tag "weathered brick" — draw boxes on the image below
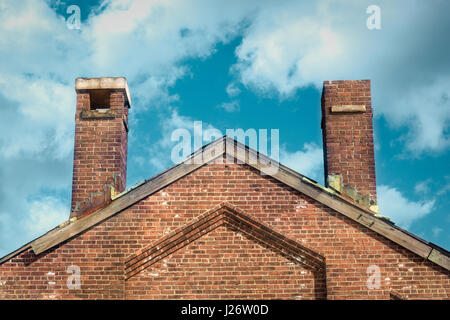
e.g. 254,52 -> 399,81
322,80 -> 377,206
70,83 -> 129,218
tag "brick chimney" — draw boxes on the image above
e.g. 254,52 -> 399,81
70,77 -> 131,218
321,80 -> 377,210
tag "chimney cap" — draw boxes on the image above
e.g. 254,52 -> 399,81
75,77 -> 131,107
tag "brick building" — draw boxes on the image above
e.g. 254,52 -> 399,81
0,77 -> 448,300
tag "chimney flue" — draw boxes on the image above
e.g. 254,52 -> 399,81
321,80 -> 377,211
70,77 -> 131,218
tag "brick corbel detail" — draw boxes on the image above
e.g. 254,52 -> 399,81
124,202 -> 326,281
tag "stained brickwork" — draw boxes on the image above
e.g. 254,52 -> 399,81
71,90 -> 129,218
321,80 -> 377,204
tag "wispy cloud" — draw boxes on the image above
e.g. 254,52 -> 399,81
25,197 -> 68,238
437,177 -> 450,196
226,82 -> 241,97
218,100 -> 240,112
414,179 -> 432,195
280,143 -> 323,182
378,185 -> 435,228
432,227 -> 443,238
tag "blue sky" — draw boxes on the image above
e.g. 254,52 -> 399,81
0,0 -> 449,257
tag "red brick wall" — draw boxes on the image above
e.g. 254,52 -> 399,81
321,80 -> 377,203
126,225 -> 319,299
70,90 -> 129,218
1,160 -> 448,299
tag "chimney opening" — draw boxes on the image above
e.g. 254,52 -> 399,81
89,89 -> 110,110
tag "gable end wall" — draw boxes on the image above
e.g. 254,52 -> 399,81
0,161 -> 448,299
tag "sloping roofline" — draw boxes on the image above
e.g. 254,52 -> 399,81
1,137 -> 449,270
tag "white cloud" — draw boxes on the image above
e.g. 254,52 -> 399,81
218,100 -> 240,112
280,143 -> 323,182
0,155 -> 71,255
432,227 -> 443,238
226,82 -> 241,97
437,182 -> 450,196
82,0 -> 256,107
414,179 -> 431,195
234,3 -> 346,96
25,197 -> 68,238
0,0 -> 256,163
0,0 -> 448,162
0,75 -> 75,160
0,195 -> 68,254
378,185 -> 435,228
232,0 -> 450,154
391,77 -> 450,153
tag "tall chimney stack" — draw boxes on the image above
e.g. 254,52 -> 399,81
321,80 -> 377,210
71,77 -> 131,218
